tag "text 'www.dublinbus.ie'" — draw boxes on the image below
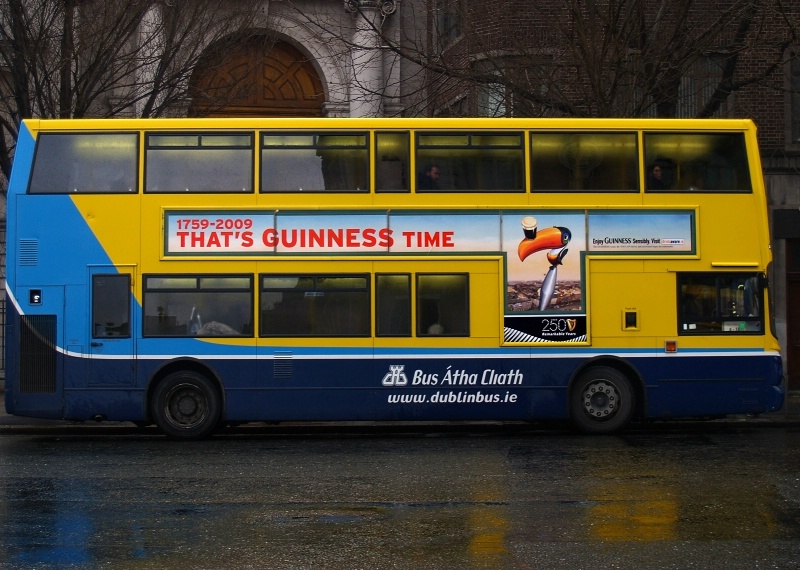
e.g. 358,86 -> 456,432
387,391 -> 519,404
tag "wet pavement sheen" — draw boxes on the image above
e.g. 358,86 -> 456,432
1,424 -> 800,569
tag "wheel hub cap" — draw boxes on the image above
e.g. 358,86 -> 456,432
582,380 -> 619,419
167,385 -> 207,427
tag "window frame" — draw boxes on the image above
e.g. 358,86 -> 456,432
143,274 -> 254,338
677,272 -> 764,336
259,131 -> 370,193
144,131 -> 254,194
529,131 -> 640,193
259,273 -> 371,337
92,274 -> 131,339
643,132 -> 753,193
414,131 -> 525,193
375,273 -> 412,337
416,272 -> 470,337
28,132 -> 139,194
375,131 -> 411,193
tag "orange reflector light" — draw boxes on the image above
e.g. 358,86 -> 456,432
665,340 -> 678,353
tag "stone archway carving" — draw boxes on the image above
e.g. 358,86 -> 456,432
189,37 -> 325,117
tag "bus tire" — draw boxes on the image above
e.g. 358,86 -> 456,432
151,371 -> 221,439
570,366 -> 634,434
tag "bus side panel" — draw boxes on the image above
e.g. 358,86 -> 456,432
61,378 -> 146,422
225,353 -> 568,422
224,358 -> 378,422
642,354 -> 784,418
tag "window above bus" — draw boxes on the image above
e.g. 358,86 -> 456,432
28,133 -> 138,194
145,133 -> 253,193
530,132 -> 639,192
260,132 -> 369,193
415,132 -> 524,192
644,132 -> 752,193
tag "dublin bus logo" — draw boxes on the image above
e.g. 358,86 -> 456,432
382,365 -> 408,386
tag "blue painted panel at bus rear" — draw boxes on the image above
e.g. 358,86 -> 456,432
3,306 -> 67,419
5,122 -> 37,291
14,194 -> 114,287
62,386 -> 146,422
641,353 -> 784,417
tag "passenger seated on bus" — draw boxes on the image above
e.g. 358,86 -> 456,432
647,164 -> 668,190
417,164 -> 440,190
427,323 -> 445,335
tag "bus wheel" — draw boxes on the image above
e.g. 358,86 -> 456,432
570,366 -> 634,434
151,371 -> 220,439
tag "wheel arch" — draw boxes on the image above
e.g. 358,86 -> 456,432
567,356 -> 647,420
145,358 -> 226,424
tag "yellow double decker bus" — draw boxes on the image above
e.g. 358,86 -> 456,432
4,117 -> 784,438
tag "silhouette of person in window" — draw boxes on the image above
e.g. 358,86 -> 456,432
648,164 -> 667,190
417,164 -> 440,190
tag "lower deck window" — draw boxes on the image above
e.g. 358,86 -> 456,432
144,275 -> 253,337
678,273 -> 763,334
417,274 -> 469,336
260,275 -> 370,336
376,274 -> 411,336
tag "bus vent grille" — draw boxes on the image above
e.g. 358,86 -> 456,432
274,352 -> 293,380
20,315 -> 57,393
19,239 -> 39,266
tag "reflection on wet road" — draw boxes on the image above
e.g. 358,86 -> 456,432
1,426 -> 800,569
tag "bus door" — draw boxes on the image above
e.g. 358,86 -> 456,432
88,266 -> 136,386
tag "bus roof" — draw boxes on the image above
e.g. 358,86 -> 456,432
21,116 -> 757,133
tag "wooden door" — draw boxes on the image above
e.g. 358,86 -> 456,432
189,38 -> 324,117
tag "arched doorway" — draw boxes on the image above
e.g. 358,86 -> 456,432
189,37 -> 325,117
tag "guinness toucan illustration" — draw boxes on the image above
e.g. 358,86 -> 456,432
517,216 -> 571,311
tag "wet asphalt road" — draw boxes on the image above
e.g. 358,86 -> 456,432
1,422 -> 799,569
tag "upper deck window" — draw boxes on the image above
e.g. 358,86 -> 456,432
145,133 -> 253,193
530,132 -> 638,192
261,133 -> 369,193
417,131 -> 525,192
29,133 -> 138,194
644,132 -> 752,192
415,132 -> 524,192
375,132 -> 410,193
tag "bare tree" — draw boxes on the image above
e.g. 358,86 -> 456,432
292,0 -> 799,119
0,0 -> 271,190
